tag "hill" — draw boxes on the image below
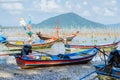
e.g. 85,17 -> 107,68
34,12 -> 105,28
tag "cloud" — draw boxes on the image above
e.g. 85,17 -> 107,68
65,0 -> 82,13
103,8 -> 115,16
83,1 -> 88,5
41,0 -> 60,12
0,1 -> 24,14
0,0 -> 21,3
65,1 -> 72,10
32,0 -> 89,14
92,6 -> 103,15
32,0 -> 63,13
82,10 -> 91,17
1,3 -> 23,10
92,0 -> 118,17
111,0 -> 117,4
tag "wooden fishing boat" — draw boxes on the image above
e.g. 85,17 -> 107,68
65,41 -> 120,49
36,31 -> 79,42
36,32 -> 63,42
94,49 -> 120,80
36,32 -> 53,40
5,38 -> 58,49
36,20 -> 79,42
14,47 -> 99,69
94,64 -> 120,80
64,31 -> 79,41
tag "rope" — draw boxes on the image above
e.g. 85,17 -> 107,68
80,48 -> 111,80
94,47 -> 108,57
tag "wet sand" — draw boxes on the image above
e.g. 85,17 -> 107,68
0,54 -> 105,80
0,62 -> 99,80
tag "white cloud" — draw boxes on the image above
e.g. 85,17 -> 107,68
92,6 -> 103,15
9,10 -> 22,15
33,0 -> 63,13
0,0 -> 21,3
1,3 -> 23,10
93,6 -> 117,16
103,8 -> 115,16
82,10 -> 91,17
83,1 -> 88,5
65,1 -> 82,13
65,1 -> 72,10
92,0 -> 118,17
111,0 -> 117,4
41,0 -> 60,11
0,2 -> 24,14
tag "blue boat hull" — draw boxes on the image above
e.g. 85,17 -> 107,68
94,64 -> 120,79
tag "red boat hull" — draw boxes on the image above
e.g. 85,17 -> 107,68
65,41 -> 120,49
15,53 -> 96,69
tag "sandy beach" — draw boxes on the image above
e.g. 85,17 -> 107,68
0,53 -> 106,80
0,61 -> 99,80
0,28 -> 120,80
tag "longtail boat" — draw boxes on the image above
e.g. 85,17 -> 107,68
64,31 -> 79,41
94,64 -> 120,80
5,38 -> 58,49
65,41 -> 120,49
36,31 -> 79,41
94,49 -> 120,80
14,45 -> 99,69
36,32 -> 53,40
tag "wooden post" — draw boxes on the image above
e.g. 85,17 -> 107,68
55,21 -> 60,38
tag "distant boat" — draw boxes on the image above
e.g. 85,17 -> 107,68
65,41 -> 120,49
63,31 -> 79,41
36,32 -> 52,40
36,31 -> 79,41
5,38 -> 58,49
36,21 -> 79,41
14,47 -> 99,69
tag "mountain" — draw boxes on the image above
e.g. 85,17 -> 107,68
34,12 -> 105,28
106,23 -> 120,28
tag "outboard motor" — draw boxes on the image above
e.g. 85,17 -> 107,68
107,50 -> 120,67
21,44 -> 32,56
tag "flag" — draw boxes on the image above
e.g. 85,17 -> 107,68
28,19 -> 32,24
20,18 -> 26,26
20,18 -> 27,30
27,24 -> 31,31
27,16 -> 32,31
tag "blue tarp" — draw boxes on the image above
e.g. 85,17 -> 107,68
0,35 -> 7,43
33,39 -> 45,44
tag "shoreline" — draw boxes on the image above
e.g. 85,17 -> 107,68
0,61 -> 100,80
0,54 -> 104,80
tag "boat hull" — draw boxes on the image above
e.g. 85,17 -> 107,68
65,35 -> 76,41
94,64 -> 120,80
16,58 -> 92,69
15,48 -> 99,69
65,41 -> 120,52
5,39 -> 58,49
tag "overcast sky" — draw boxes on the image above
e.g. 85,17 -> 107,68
0,0 -> 120,26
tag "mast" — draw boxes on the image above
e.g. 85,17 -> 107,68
55,21 -> 60,38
